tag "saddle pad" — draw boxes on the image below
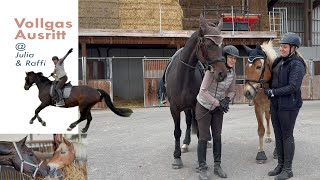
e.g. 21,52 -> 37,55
50,83 -> 73,99
164,48 -> 184,88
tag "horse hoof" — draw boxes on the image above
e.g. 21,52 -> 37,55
67,128 -> 72,131
41,122 -> 46,126
29,120 -> 34,124
207,142 -> 212,148
265,137 -> 272,143
81,129 -> 88,134
172,158 -> 183,169
181,144 -> 188,153
256,151 -> 267,163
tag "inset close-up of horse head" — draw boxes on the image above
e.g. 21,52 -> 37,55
0,134 -> 87,180
2,0 -> 320,180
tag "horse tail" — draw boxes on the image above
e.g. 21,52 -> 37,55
97,89 -> 133,117
191,110 -> 198,135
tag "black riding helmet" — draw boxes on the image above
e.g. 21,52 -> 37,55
223,45 -> 240,58
52,56 -> 59,61
279,32 -> 301,48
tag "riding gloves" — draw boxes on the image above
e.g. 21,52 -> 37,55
264,89 -> 275,99
219,97 -> 230,113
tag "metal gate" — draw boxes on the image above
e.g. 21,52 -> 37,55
79,57 -> 113,109
142,59 -> 170,107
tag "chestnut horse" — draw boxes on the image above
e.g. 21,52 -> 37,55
0,136 -> 49,177
165,15 -> 227,168
48,138 -> 87,173
243,41 -> 278,163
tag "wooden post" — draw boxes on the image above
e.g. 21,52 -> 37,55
304,0 -> 311,46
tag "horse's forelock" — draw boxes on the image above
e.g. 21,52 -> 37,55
261,41 -> 277,65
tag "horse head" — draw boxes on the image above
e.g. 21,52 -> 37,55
48,137 -> 75,173
24,71 -> 50,90
197,14 -> 227,82
243,41 -> 277,100
0,136 -> 50,177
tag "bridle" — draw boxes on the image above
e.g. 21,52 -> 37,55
245,52 -> 271,93
12,142 -> 44,179
180,34 -> 225,71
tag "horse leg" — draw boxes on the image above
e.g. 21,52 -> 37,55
170,106 -> 183,169
255,107 -> 267,163
67,107 -> 88,131
181,109 -> 192,153
265,110 -> 272,143
30,103 -> 48,126
81,111 -> 92,133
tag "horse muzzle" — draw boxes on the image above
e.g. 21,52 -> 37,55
244,84 -> 257,100
24,85 -> 30,90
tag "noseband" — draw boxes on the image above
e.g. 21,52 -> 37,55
245,53 -> 271,93
180,35 -> 225,70
13,142 -> 44,179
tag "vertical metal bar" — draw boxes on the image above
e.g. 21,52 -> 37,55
232,6 -> 235,36
109,58 -> 113,102
159,4 -> 162,36
273,7 -> 276,32
142,59 -> 146,108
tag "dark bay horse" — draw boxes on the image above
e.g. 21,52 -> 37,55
0,136 -> 49,177
24,71 -> 133,133
243,41 -> 278,163
165,15 -> 228,168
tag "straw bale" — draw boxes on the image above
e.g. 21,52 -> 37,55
40,162 -> 87,180
120,0 -> 178,3
119,2 -> 183,30
79,0 -> 120,29
80,18 -> 119,29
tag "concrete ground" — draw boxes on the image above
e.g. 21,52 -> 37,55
85,100 -> 320,180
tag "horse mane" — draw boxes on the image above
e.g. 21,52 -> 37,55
261,41 -> 278,65
37,72 -> 52,84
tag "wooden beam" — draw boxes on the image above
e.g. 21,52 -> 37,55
79,36 -> 272,46
268,0 -> 280,11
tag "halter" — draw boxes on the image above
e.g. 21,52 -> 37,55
180,34 -> 225,70
245,52 -> 271,93
13,142 -> 44,179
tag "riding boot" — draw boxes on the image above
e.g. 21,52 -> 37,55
213,142 -> 227,178
268,140 -> 284,176
198,140 -> 209,180
275,137 -> 294,180
55,89 -> 65,106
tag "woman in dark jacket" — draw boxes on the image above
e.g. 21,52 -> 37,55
264,32 -> 306,180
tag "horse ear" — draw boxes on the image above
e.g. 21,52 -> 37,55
242,44 -> 253,55
199,14 -> 207,37
18,136 -> 28,145
216,18 -> 223,31
256,43 -> 262,51
63,138 -> 72,147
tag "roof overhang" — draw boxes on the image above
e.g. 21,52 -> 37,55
79,29 -> 277,46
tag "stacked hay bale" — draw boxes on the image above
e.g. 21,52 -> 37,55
119,0 -> 183,30
249,0 -> 269,31
79,0 -> 120,29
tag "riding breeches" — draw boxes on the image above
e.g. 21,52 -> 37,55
271,105 -> 299,142
55,76 -> 68,90
196,102 -> 224,142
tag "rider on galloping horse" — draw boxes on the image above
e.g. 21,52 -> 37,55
51,48 -> 73,106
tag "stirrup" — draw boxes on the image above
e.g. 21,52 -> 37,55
55,100 -> 65,107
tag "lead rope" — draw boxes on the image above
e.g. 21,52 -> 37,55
195,79 -> 220,121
